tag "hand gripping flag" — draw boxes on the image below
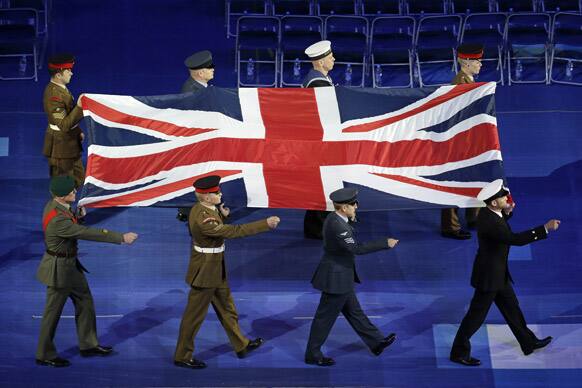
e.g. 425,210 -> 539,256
79,82 -> 504,211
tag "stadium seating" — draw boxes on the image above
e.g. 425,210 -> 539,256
550,12 -> 582,84
236,16 -> 280,86
0,7 -> 39,81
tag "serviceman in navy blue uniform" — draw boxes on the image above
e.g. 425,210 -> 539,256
177,50 -> 216,223
304,188 -> 399,366
181,50 -> 215,93
302,41 -> 335,239
450,179 -> 560,366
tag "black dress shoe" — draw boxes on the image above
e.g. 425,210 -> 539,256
442,230 -> 472,240
174,358 -> 207,369
524,336 -> 553,355
305,356 -> 335,366
80,345 -> 113,357
372,333 -> 397,356
36,357 -> 71,367
450,356 -> 481,366
236,337 -> 264,359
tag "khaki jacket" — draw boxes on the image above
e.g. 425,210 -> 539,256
186,203 -> 270,288
37,200 -> 123,288
452,70 -> 474,85
42,82 -> 84,159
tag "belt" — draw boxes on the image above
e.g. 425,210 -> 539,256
193,244 -> 225,254
49,124 -> 61,131
46,249 -> 77,258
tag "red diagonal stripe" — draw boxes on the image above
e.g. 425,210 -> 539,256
342,82 -> 486,133
82,96 -> 217,137
87,122 -> 499,186
373,174 -> 483,197
86,170 -> 241,207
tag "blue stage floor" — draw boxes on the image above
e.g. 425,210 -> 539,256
1,1 -> 582,387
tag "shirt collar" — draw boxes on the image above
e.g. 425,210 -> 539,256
50,80 -> 67,90
335,211 -> 349,223
488,207 -> 503,218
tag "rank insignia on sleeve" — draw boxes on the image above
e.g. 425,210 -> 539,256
52,111 -> 65,119
50,96 -> 62,102
202,217 -> 219,224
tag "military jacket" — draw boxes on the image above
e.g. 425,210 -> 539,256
311,212 -> 389,294
42,82 -> 84,159
471,208 -> 547,291
302,69 -> 333,88
181,78 -> 206,93
452,70 -> 474,85
37,199 -> 123,288
186,203 -> 270,288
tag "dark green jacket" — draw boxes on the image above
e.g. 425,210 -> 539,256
37,199 -> 123,288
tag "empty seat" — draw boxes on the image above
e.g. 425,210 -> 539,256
236,16 -> 280,87
226,0 -> 270,38
550,12 -> 582,85
494,0 -> 538,12
280,15 -> 324,86
0,7 -> 39,81
451,0 -> 492,14
272,0 -> 313,16
416,15 -> 463,86
316,0 -> 358,16
324,15 -> 369,86
541,0 -> 581,12
361,0 -> 402,16
405,0 -> 448,15
461,13 -> 507,83
506,13 -> 551,84
370,16 -> 416,87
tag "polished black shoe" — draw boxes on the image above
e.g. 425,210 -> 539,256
236,337 -> 264,359
36,357 -> 71,367
174,358 -> 207,369
372,333 -> 397,356
80,345 -> 113,357
305,356 -> 335,366
524,336 -> 553,355
450,356 -> 481,366
442,230 -> 472,240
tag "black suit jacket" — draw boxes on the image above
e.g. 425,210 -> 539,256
311,213 -> 389,294
471,208 -> 547,291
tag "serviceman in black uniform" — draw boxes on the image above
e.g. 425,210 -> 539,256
441,43 -> 484,240
174,175 -> 281,369
302,40 -> 335,239
450,179 -> 560,366
42,54 -> 85,188
304,188 -> 399,366
36,176 -> 138,367
177,50 -> 216,223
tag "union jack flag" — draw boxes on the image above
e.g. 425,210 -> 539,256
78,82 -> 504,210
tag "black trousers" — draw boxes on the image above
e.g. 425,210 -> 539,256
450,283 -> 537,359
305,290 -> 384,360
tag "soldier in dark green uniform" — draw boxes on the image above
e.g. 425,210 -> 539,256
441,43 -> 484,240
174,175 -> 281,369
42,54 -> 86,188
35,176 -> 139,367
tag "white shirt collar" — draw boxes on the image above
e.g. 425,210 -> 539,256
335,211 -> 348,223
488,207 -> 503,218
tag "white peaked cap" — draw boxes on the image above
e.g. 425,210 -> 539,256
477,179 -> 510,202
305,40 -> 332,60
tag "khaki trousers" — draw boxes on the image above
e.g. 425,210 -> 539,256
174,286 -> 249,362
441,207 -> 480,232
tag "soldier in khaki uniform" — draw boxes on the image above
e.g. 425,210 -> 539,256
174,175 -> 281,369
35,176 -> 138,367
441,43 -> 484,240
42,54 -> 85,188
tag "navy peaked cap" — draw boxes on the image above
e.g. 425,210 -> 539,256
329,188 -> 358,204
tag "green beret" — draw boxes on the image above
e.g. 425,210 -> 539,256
50,176 -> 75,196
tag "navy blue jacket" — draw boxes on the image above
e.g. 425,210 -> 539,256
471,208 -> 547,291
181,77 -> 207,93
311,212 -> 389,294
302,69 -> 333,88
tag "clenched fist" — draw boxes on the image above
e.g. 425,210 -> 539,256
123,232 -> 138,244
267,216 -> 280,229
544,219 -> 561,232
387,238 -> 399,248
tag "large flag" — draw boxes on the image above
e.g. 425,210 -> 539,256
78,83 -> 503,211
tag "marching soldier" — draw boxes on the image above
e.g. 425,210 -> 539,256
35,176 -> 138,367
450,179 -> 559,366
441,43 -> 485,240
174,175 -> 281,369
304,188 -> 399,366
302,40 -> 335,239
42,54 -> 85,188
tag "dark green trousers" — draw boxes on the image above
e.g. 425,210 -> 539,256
35,284 -> 99,360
